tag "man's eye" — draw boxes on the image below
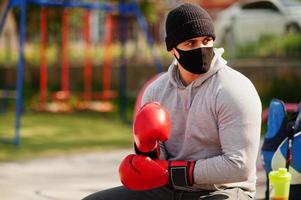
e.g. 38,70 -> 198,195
202,40 -> 209,45
186,41 -> 197,47
202,38 -> 212,45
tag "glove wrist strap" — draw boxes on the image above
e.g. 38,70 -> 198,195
168,160 -> 196,187
134,143 -> 160,159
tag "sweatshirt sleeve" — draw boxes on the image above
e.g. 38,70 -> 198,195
193,79 -> 262,184
141,85 -> 154,106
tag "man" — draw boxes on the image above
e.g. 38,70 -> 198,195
83,3 -> 262,200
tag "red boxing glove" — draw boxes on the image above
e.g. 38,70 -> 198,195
133,102 -> 170,156
119,154 -> 196,191
119,154 -> 168,190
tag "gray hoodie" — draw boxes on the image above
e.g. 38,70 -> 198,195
141,48 -> 262,197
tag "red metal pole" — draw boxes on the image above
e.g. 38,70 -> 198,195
61,8 -> 69,94
102,14 -> 113,101
83,10 -> 92,102
40,7 -> 47,106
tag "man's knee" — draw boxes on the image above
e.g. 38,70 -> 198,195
199,188 -> 252,200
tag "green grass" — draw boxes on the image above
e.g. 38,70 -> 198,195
0,111 -> 132,162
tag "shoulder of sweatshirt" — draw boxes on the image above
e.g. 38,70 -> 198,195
143,72 -> 169,95
141,72 -> 169,104
214,65 -> 262,113
215,65 -> 259,94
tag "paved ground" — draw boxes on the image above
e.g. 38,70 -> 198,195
0,149 -> 267,200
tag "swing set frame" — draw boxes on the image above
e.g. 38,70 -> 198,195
0,0 -> 163,145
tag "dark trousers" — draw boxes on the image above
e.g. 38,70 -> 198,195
82,186 -> 253,200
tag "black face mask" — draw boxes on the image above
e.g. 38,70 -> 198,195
175,47 -> 214,74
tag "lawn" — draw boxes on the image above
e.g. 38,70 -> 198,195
0,111 -> 133,162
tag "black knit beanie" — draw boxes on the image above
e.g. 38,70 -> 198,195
165,3 -> 216,51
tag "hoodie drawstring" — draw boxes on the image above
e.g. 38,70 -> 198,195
186,84 -> 193,109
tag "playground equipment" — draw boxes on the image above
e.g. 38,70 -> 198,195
76,11 -> 117,112
35,7 -> 117,113
0,0 -> 163,145
34,7 -> 73,113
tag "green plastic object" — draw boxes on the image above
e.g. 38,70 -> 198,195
269,168 -> 292,199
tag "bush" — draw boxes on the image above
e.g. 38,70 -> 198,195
236,34 -> 301,58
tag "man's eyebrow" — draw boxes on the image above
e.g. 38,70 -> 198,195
203,37 -> 211,40
186,37 -> 211,42
186,39 -> 198,43
206,36 -> 214,40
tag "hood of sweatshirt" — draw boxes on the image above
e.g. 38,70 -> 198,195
168,48 -> 227,89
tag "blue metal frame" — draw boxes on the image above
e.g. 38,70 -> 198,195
0,0 -> 163,145
0,0 -> 26,146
